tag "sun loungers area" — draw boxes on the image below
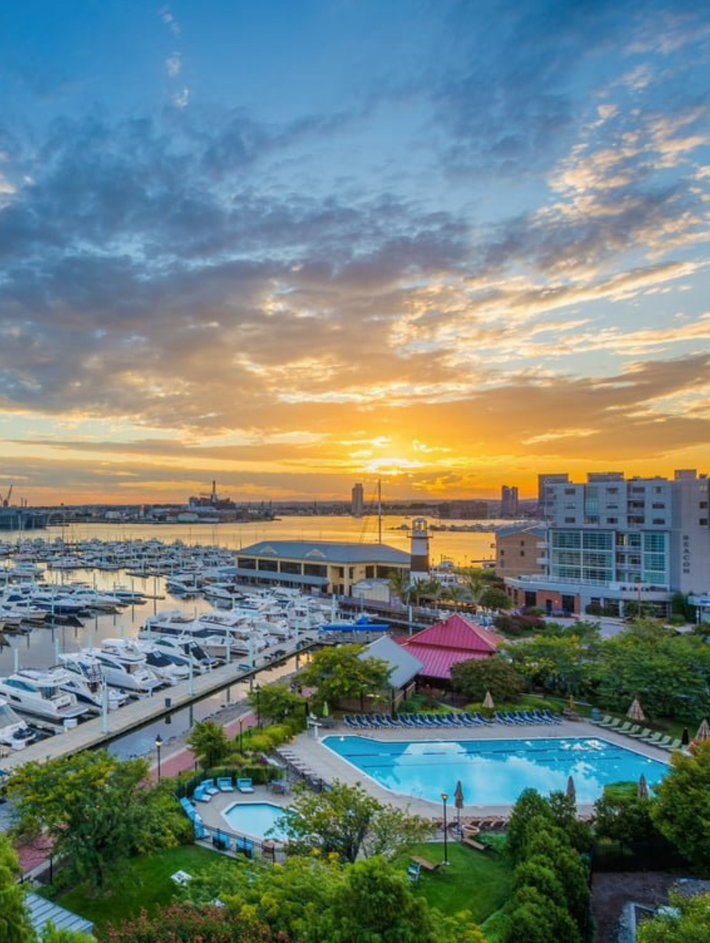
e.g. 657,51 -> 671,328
342,708 -> 563,730
590,715 -> 683,751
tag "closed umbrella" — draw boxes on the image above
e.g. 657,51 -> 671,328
627,698 -> 645,723
566,775 -> 576,803
693,718 -> 710,744
454,780 -> 465,834
637,774 -> 649,800
483,690 -> 495,710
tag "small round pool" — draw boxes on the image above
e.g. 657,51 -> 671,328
222,801 -> 290,840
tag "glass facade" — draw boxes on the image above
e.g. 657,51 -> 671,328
549,528 -> 668,587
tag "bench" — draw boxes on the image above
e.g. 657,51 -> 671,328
462,836 -> 489,852
411,855 -> 441,872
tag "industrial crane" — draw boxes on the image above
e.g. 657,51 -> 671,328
1,485 -> 13,507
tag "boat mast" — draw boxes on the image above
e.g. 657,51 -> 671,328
377,479 -> 382,544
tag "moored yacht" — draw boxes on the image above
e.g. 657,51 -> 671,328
0,697 -> 35,750
58,652 -> 129,711
89,642 -> 164,695
0,668 -> 90,721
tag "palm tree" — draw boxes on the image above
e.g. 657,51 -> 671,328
411,577 -> 443,607
466,568 -> 487,605
388,569 -> 411,605
441,584 -> 468,609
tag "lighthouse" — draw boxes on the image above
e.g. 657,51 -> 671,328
409,517 -> 431,581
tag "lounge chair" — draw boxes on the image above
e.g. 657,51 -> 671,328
194,822 -> 208,840
629,727 -> 652,740
473,711 -> 494,726
593,714 -> 613,726
662,738 -> 683,751
193,785 -> 211,802
212,831 -> 231,851
235,836 -> 254,858
448,713 -> 466,727
398,714 -> 415,727
600,717 -> 621,729
542,710 -> 562,724
201,779 -> 220,795
618,721 -> 633,734
653,735 -> 673,748
407,861 -> 421,883
641,731 -> 664,745
237,778 -> 254,793
343,714 -> 357,729
625,725 -> 642,737
494,711 -> 514,725
217,776 -> 234,791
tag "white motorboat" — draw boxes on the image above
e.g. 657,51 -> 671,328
144,635 -> 217,674
58,652 -> 129,711
0,697 -> 35,750
90,641 -> 164,695
0,668 -> 90,721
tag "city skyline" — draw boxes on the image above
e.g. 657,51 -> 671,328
1,1 -> 709,504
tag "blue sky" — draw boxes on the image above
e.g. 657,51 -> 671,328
1,0 -> 709,503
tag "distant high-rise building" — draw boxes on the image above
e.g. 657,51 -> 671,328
537,473 -> 570,520
351,483 -> 364,517
501,485 -> 519,518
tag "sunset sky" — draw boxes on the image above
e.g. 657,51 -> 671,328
1,0 -> 709,505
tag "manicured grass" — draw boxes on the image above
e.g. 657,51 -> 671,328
403,840 -> 514,924
56,845 -> 224,931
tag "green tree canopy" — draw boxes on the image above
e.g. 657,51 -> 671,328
504,635 -> 592,695
247,681 -> 304,726
277,780 -> 427,863
450,655 -> 524,703
102,900 -> 284,943
637,890 -> 710,943
298,644 -> 392,710
479,586 -> 512,610
651,740 -> 710,871
0,832 -> 33,943
186,720 -> 231,767
6,751 -> 184,889
594,792 -> 660,846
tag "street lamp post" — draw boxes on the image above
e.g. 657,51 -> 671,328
441,792 -> 449,866
155,734 -> 163,782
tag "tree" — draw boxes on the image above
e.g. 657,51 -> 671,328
410,578 -> 442,606
637,890 -> 710,943
506,789 -> 553,862
388,569 -> 411,605
322,855 -> 484,943
6,751 -> 183,889
505,635 -> 591,695
503,886 -> 581,943
479,586 -> 512,610
0,833 -> 33,943
298,645 -> 392,711
41,925 -> 95,943
594,793 -> 660,846
187,720 -> 231,768
103,901 -> 283,943
248,681 -> 303,726
450,655 -> 524,705
277,780 -> 426,863
651,740 -> 710,870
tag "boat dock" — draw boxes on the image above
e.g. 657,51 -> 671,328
0,633 -> 319,773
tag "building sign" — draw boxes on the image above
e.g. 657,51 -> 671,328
682,534 -> 691,576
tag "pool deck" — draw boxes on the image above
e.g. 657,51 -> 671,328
274,718 -> 673,818
193,784 -> 292,839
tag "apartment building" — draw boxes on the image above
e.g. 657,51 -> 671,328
506,469 -> 710,616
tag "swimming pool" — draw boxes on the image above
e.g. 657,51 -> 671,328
322,736 -> 669,805
221,802 -> 290,840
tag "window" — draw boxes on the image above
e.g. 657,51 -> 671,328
565,517 -> 575,523
520,550 -> 525,557
606,517 -> 618,524
652,503 -> 665,509
701,519 -> 709,526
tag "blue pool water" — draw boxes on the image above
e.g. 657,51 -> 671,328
322,736 -> 669,804
222,802 -> 290,839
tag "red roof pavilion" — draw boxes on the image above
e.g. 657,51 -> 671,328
398,613 -> 503,682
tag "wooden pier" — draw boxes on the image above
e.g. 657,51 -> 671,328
0,634 -> 319,773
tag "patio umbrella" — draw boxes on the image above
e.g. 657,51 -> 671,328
483,690 -> 495,710
321,700 -> 329,718
693,718 -> 710,743
637,774 -> 649,800
566,775 -> 576,803
626,698 -> 645,723
681,727 -> 690,746
454,780 -> 465,833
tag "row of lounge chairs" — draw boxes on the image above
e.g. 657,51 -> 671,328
193,777 -> 254,802
343,708 -> 562,730
179,797 -> 208,839
591,716 -> 683,751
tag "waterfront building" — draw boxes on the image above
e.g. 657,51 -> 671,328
495,524 -> 546,579
537,473 -> 570,519
234,540 -> 410,595
500,485 -> 519,518
506,469 -> 710,617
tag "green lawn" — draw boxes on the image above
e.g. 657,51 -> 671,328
404,840 -> 514,925
56,845 -> 225,931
